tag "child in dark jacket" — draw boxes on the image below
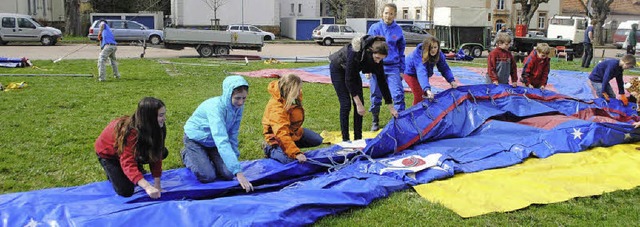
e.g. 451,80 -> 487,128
521,43 -> 552,89
487,33 -> 517,87
588,54 -> 637,106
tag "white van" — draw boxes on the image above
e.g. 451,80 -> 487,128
613,20 -> 640,49
0,13 -> 62,45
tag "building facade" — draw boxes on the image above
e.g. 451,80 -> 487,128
0,0 -> 65,22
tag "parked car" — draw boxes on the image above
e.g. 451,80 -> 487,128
87,19 -> 164,45
526,31 -> 545,37
399,24 -> 432,44
312,24 -> 362,46
227,24 -> 275,41
0,13 -> 62,45
613,20 -> 640,49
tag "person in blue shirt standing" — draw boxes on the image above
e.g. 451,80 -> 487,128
367,3 -> 406,131
581,20 -> 595,68
181,75 -> 254,192
588,54 -> 636,105
96,19 -> 120,82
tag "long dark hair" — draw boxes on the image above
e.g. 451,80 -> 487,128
114,97 -> 166,162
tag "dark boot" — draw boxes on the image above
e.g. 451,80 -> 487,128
371,112 -> 380,131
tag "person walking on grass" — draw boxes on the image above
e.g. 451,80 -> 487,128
626,23 -> 637,56
403,36 -> 458,105
95,97 -> 168,198
262,74 -> 324,163
329,35 -> 398,142
487,33 -> 517,87
181,75 -> 254,192
97,19 -> 120,82
589,54 -> 636,106
521,43 -> 552,90
367,3 -> 406,131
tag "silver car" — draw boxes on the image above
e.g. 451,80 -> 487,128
399,24 -> 432,44
312,24 -> 363,46
227,24 -> 276,41
88,19 -> 164,45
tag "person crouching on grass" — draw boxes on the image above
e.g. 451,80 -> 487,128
589,54 -> 636,106
95,97 -> 168,198
262,74 -> 324,164
181,75 -> 253,192
520,43 -> 552,90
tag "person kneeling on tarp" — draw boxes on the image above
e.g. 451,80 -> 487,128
181,76 -> 254,192
95,97 -> 168,198
262,74 -> 324,164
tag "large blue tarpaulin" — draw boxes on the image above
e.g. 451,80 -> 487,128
1,84 -> 639,226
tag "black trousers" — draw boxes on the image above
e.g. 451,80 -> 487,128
330,62 -> 363,142
97,147 -> 168,197
581,43 -> 593,67
627,44 -> 636,55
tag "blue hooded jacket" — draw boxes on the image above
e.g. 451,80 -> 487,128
405,43 -> 455,91
183,75 -> 249,175
367,19 -> 406,73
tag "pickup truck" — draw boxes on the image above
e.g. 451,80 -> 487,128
163,28 -> 263,57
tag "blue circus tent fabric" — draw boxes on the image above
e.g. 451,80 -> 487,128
0,57 -> 31,68
1,84 -> 639,226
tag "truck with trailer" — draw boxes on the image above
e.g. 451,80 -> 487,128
432,7 -> 492,58
511,15 -> 589,60
162,28 -> 264,57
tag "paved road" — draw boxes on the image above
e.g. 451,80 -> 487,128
0,43 -> 623,61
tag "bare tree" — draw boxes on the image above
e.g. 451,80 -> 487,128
513,0 -> 549,28
579,0 -> 614,45
201,0 -> 229,29
64,0 -> 82,36
324,0 -> 349,23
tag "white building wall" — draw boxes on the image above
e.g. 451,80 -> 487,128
433,0 -> 486,8
0,0 -> 65,22
280,0 -> 321,18
392,0 -> 428,21
172,0 -> 279,27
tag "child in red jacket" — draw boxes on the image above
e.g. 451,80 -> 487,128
521,43 -> 552,89
487,33 -> 517,87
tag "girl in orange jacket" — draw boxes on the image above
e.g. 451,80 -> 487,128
262,74 -> 323,164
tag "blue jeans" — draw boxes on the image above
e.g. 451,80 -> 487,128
369,72 -> 405,114
181,135 -> 234,183
264,128 -> 323,164
590,80 -> 615,99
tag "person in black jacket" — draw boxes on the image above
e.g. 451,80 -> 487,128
329,35 -> 399,142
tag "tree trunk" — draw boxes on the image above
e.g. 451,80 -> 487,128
64,0 -> 82,36
580,0 -> 614,46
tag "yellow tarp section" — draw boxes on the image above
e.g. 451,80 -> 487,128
414,143 -> 640,218
320,130 -> 381,144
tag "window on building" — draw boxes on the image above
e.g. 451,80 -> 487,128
415,8 -> 421,20
497,0 -> 505,10
516,11 -> 523,24
290,4 -> 295,14
298,4 -> 302,14
538,12 -> 547,29
402,7 -> 409,19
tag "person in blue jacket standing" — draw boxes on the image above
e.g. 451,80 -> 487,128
181,75 -> 254,192
96,19 -> 120,82
367,3 -> 406,131
404,36 -> 458,105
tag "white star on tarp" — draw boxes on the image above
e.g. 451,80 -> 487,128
571,128 -> 583,139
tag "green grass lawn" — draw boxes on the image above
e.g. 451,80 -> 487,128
1,57 -> 639,225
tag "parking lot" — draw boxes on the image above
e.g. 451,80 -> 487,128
0,42 -> 625,61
